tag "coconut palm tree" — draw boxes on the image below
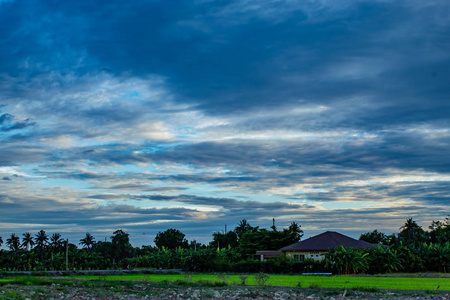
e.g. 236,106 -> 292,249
80,233 -> 96,253
234,219 -> 254,240
22,232 -> 35,251
35,230 -> 49,261
399,218 -> 425,244
6,233 -> 21,251
0,236 -> 3,247
50,233 -> 63,253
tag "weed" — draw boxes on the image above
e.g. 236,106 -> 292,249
98,275 -> 107,281
174,279 -> 190,286
183,273 -> 193,282
254,272 -> 270,286
33,287 -> 47,294
217,274 -> 229,284
0,291 -> 25,300
309,282 -> 320,289
296,282 -> 302,288
239,275 -> 248,285
11,276 -> 52,286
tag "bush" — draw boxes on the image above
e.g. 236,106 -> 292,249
239,275 -> 248,285
231,259 -> 262,273
183,249 -> 217,272
254,272 -> 270,286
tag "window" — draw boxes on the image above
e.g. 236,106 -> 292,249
293,254 -> 305,262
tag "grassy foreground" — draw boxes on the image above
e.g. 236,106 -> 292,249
1,273 -> 448,291
68,273 -> 450,291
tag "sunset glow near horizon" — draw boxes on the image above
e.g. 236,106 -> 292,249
0,0 -> 449,247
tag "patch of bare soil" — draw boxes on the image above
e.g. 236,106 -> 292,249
0,283 -> 448,300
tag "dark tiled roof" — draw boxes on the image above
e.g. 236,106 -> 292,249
279,231 -> 377,251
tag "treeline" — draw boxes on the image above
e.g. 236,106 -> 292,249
0,217 -> 449,274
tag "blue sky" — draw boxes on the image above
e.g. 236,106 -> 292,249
0,0 -> 449,247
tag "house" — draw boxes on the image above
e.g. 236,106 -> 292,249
279,231 -> 378,262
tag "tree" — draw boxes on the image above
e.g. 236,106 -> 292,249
111,230 -> 133,265
283,222 -> 304,243
22,232 -> 35,251
326,246 -> 369,275
210,231 -> 238,249
50,233 -> 64,252
359,230 -> 388,245
424,242 -> 450,273
0,236 -> 3,247
237,221 -> 303,258
428,216 -> 450,244
154,229 -> 188,250
80,233 -> 96,253
367,245 -> 402,273
6,233 -> 21,251
399,218 -> 425,245
35,230 -> 49,262
234,219 -> 254,240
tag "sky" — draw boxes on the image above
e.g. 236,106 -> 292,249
0,0 -> 449,247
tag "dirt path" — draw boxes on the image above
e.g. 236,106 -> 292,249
1,283 -> 448,299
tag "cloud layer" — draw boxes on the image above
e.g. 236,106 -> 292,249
0,0 -> 449,246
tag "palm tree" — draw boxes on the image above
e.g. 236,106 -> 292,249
22,232 -> 35,251
80,233 -> 96,253
50,233 -> 63,252
234,219 -> 253,240
35,230 -> 49,262
0,236 -> 3,247
399,218 -> 424,244
6,233 -> 21,251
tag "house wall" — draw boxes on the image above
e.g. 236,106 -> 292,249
284,250 -> 328,261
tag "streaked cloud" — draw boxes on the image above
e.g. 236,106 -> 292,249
0,0 -> 449,246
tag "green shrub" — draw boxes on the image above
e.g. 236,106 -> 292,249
254,272 -> 270,286
239,275 -> 248,285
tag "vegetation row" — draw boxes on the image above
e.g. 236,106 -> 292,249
0,216 -> 449,274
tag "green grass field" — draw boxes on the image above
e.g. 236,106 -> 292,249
69,273 -> 449,291
1,273 -> 448,291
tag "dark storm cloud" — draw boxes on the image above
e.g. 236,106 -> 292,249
1,1 -> 448,120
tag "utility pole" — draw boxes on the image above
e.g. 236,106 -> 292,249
65,239 -> 69,271
225,224 -> 227,234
